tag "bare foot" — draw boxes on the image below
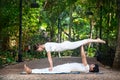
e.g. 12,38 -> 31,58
24,64 -> 32,74
97,38 -> 106,43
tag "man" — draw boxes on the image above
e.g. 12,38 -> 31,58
33,38 -> 105,71
24,46 -> 99,74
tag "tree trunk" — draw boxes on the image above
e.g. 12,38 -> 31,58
69,4 -> 73,41
113,0 -> 120,70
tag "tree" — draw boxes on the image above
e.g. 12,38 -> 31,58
113,0 -> 120,70
0,0 -> 19,50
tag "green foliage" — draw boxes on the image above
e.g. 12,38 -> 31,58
61,50 -> 73,56
87,47 -> 96,57
0,51 -> 16,65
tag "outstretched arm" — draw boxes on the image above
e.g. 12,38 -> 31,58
80,46 -> 88,66
47,51 -> 53,71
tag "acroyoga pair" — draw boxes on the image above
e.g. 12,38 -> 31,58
24,38 -> 105,74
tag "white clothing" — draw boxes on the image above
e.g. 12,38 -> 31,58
32,63 -> 89,74
44,39 -> 88,52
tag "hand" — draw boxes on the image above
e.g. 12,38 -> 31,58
49,67 -> 53,71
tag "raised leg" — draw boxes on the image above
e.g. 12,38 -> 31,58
80,46 -> 88,66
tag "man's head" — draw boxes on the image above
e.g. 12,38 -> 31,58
89,64 -> 99,72
33,43 -> 44,52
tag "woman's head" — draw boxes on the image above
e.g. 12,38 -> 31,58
33,43 -> 44,52
89,64 -> 99,72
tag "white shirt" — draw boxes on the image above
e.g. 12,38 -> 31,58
45,42 -> 65,52
44,41 -> 73,52
53,63 -> 90,73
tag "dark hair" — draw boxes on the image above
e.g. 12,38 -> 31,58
90,64 -> 99,72
33,43 -> 40,51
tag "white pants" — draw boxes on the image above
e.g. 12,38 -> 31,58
32,63 -> 71,74
60,39 -> 88,51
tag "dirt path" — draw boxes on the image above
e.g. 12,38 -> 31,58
0,57 -> 120,80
